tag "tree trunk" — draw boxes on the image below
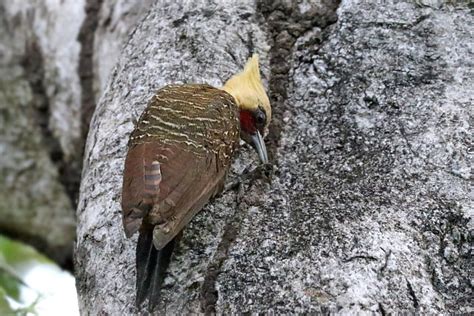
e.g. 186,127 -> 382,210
0,0 -> 150,265
0,0 -> 83,265
76,0 -> 471,314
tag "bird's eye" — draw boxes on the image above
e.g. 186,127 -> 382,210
255,109 -> 266,127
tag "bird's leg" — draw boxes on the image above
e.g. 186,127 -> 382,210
241,162 -> 273,184
253,162 -> 274,182
224,162 -> 273,193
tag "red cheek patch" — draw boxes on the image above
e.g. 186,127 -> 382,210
240,110 -> 256,134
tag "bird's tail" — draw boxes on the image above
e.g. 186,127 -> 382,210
135,223 -> 176,312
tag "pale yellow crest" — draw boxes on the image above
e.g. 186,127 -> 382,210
222,54 -> 271,127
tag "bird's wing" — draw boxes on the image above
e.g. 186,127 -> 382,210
121,140 -> 223,240
121,84 -> 239,242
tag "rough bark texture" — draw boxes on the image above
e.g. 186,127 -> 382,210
76,1 -> 269,314
80,0 -> 154,140
76,0 -> 472,314
0,0 -> 84,264
0,0 -> 148,265
92,0 -> 155,103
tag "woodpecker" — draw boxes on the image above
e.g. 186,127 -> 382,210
121,54 -> 271,311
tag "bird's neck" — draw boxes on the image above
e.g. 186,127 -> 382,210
221,84 -> 242,107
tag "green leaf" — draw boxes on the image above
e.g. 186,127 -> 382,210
0,269 -> 21,301
0,235 -> 78,316
0,236 -> 50,267
0,286 -> 15,315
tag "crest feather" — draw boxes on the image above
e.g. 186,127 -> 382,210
242,54 -> 261,84
222,54 -> 271,127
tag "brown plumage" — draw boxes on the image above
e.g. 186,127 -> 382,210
122,84 -> 239,309
122,84 -> 239,242
121,55 -> 271,312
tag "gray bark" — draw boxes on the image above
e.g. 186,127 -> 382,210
76,1 -> 269,314
0,0 -> 83,263
92,0 -> 155,102
76,0 -> 472,314
0,0 -> 148,264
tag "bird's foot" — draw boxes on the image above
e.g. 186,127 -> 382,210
224,162 -> 274,193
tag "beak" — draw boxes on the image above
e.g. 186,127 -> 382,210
250,131 -> 268,164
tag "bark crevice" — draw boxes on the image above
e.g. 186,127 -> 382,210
75,1 -> 473,313
21,39 -> 80,211
198,2 -> 342,311
199,178 -> 263,314
78,0 -> 104,143
199,196 -> 241,314
256,0 -> 341,162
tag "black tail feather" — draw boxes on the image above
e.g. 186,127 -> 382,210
135,224 -> 177,312
147,237 -> 175,311
135,224 -> 157,307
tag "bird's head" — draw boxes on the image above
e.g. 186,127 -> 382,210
222,54 -> 271,164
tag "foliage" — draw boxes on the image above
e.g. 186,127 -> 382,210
0,235 -> 50,315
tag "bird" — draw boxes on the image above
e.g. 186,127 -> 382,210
121,54 -> 271,311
